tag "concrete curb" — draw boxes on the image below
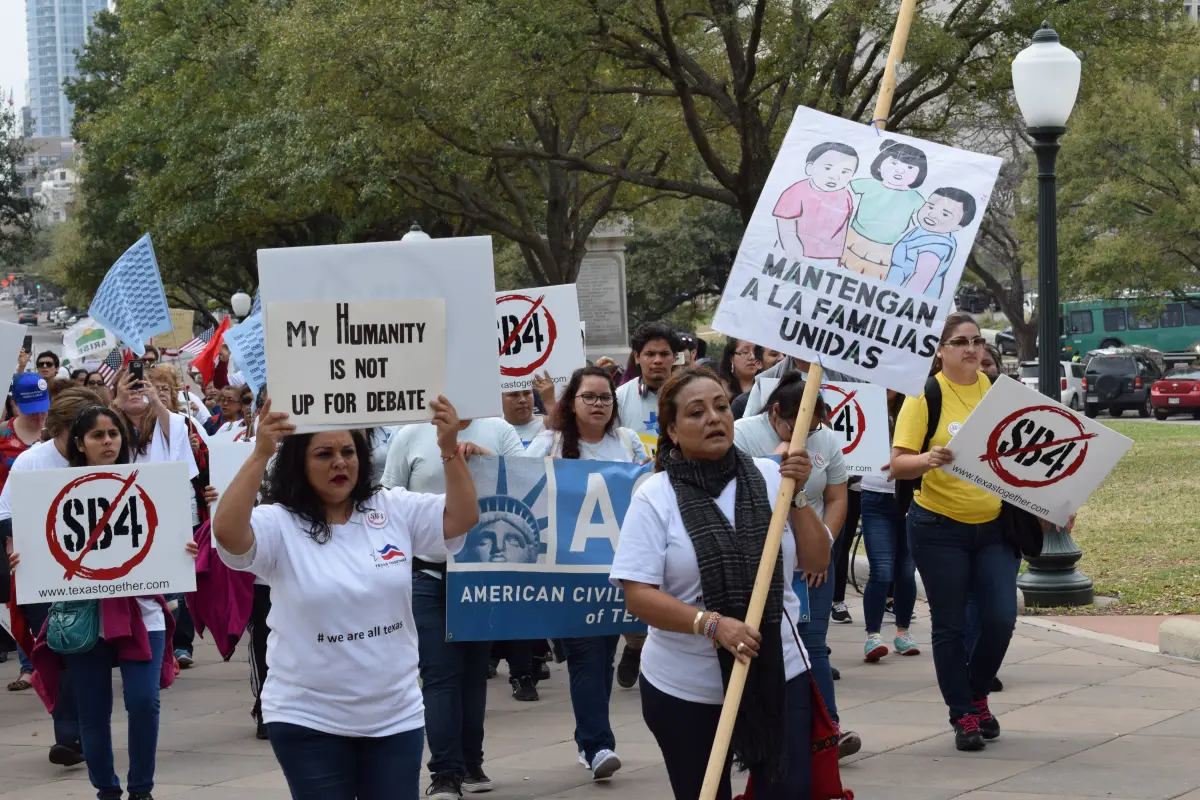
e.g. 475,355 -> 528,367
1159,618 -> 1200,661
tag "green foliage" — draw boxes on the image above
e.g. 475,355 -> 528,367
0,105 -> 36,268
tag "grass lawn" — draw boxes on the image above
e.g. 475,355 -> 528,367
1067,420 -> 1200,614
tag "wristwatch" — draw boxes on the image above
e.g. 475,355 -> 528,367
791,490 -> 809,509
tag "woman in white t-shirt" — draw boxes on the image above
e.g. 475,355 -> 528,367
212,395 -> 480,800
524,366 -> 647,781
610,366 -> 831,800
210,385 -> 254,442
732,371 -> 855,758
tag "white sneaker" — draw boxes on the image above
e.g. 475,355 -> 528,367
590,749 -> 622,781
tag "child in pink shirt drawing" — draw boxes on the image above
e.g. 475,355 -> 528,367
773,142 -> 859,261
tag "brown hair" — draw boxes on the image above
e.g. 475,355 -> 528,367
148,364 -> 181,412
43,386 -> 108,441
929,311 -> 979,376
653,364 -> 726,472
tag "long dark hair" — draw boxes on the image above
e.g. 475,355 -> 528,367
718,338 -> 755,397
261,429 -> 378,544
653,365 -> 726,472
552,366 -> 621,460
762,371 -> 828,430
929,311 -> 978,375
66,406 -> 132,467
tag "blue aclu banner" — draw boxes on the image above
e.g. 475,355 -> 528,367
87,234 -> 173,357
446,456 -> 653,641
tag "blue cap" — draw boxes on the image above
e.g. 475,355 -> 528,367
12,373 -> 50,414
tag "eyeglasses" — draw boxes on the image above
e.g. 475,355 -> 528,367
733,349 -> 756,358
37,361 -> 55,369
578,392 -> 614,406
86,379 -> 105,386
944,336 -> 987,349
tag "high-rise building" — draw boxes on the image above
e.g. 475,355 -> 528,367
25,0 -> 109,137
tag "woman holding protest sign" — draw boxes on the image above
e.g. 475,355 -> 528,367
891,312 -> 1014,752
11,405 -> 202,800
212,395 -> 481,800
524,365 -> 647,781
732,372 -> 859,758
612,365 -> 832,800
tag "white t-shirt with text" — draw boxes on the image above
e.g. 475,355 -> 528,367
524,427 -> 647,462
217,487 -> 458,737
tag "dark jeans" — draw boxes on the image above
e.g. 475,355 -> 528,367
268,721 -> 424,800
562,635 -> 619,762
860,491 -> 917,633
832,488 -> 861,603
493,639 -> 535,678
907,503 -> 1018,720
65,630 -> 166,799
413,573 -> 489,780
166,594 -> 195,656
21,603 -> 80,747
794,565 -> 838,724
966,556 -> 1023,655
641,674 -> 811,800
250,584 -> 271,721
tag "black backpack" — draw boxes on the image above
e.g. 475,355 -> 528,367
895,375 -> 941,515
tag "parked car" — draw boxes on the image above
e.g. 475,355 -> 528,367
1150,365 -> 1200,420
1082,347 -> 1166,418
1018,361 -> 1085,410
17,307 -> 37,325
995,327 -> 1017,356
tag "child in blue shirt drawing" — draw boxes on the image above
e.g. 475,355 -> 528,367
886,187 -> 976,299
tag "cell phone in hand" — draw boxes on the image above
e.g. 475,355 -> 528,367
129,359 -> 145,386
21,335 -> 32,354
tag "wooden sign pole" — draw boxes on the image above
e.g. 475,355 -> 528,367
698,2 -> 917,796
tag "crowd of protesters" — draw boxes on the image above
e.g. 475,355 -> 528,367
0,310 -> 1040,800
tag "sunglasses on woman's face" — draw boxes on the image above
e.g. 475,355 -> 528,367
944,336 -> 987,349
87,379 -> 105,386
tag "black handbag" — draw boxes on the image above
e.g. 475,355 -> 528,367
999,502 -> 1043,558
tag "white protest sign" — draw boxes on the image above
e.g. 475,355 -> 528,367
62,317 -> 118,364
821,381 -> 890,477
11,462 -> 197,604
944,375 -> 1133,525
265,299 -> 446,429
712,107 -> 1002,396
258,236 -> 501,427
206,440 -> 255,517
497,284 -> 584,393
0,321 -> 25,379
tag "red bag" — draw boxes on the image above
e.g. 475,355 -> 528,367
735,610 -> 853,800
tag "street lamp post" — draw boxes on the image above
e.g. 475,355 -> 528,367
230,291 -> 252,322
1011,23 -> 1094,607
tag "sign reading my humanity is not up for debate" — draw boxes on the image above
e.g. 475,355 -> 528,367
944,375 -> 1133,526
712,107 -> 1002,397
257,236 -> 501,431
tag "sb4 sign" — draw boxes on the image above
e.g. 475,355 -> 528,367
497,306 -> 547,358
61,494 -> 146,553
820,381 -> 890,477
494,285 -> 584,393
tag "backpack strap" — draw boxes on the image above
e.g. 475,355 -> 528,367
919,375 -> 943,456
617,427 -> 636,460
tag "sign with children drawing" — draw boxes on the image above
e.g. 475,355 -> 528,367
712,108 -> 1002,396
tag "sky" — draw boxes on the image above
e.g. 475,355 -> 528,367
1,1 -> 28,108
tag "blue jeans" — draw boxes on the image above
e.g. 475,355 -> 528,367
794,563 -> 837,725
65,630 -> 166,799
17,643 -> 33,674
965,555 -> 1023,655
561,635 -> 619,763
861,491 -> 918,633
907,504 -> 1018,720
412,573 -> 490,780
268,722 -> 424,800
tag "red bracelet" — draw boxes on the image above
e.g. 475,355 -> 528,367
441,443 -> 462,463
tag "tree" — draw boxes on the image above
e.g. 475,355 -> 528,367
0,104 -> 36,268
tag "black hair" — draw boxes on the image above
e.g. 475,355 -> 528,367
929,187 -> 976,227
870,140 -> 928,189
552,366 -> 621,460
70,369 -> 88,382
85,371 -> 105,386
262,429 -> 378,544
806,141 -> 858,165
718,338 -> 757,398
36,351 -> 59,369
629,322 -> 681,357
66,406 -> 132,467
762,371 -> 828,428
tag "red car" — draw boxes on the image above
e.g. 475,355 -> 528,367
1151,365 -> 1200,420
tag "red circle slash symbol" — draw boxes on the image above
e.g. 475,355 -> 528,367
45,470 -> 159,582
496,294 -> 558,377
821,384 -> 865,456
981,406 -> 1097,488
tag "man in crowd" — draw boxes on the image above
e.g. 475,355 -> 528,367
383,412 -> 525,799
35,352 -> 59,382
501,389 -> 545,447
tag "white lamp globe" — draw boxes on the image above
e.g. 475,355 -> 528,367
231,291 -> 252,319
402,222 -> 432,242
1012,23 -> 1081,128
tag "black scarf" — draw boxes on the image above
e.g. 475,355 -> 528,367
663,445 -> 787,781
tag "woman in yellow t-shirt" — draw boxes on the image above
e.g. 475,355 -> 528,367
891,312 -> 1017,754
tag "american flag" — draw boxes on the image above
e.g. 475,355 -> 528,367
96,347 -> 127,387
180,325 -> 216,355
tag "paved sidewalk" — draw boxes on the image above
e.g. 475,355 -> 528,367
2,596 -> 1200,799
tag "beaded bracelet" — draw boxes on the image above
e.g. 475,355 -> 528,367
703,613 -> 722,640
